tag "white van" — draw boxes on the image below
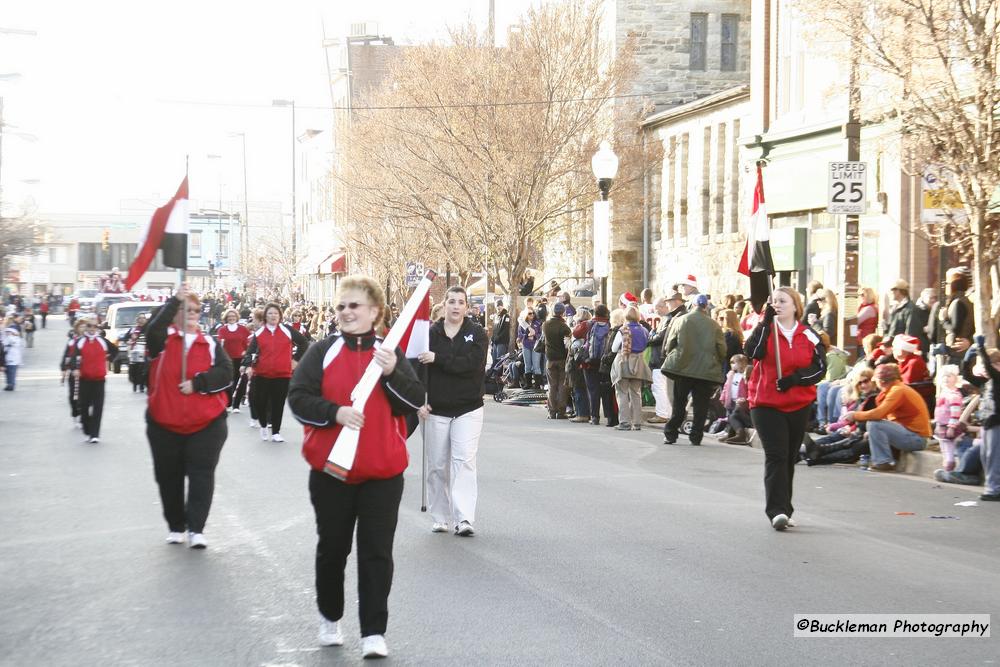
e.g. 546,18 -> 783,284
104,301 -> 154,373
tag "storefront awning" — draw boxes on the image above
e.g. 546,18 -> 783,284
298,248 -> 347,276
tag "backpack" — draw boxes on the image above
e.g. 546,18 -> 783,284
587,321 -> 610,363
571,337 -> 589,366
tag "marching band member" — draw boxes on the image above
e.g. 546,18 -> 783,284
418,285 -> 489,536
144,284 -> 232,548
288,275 -> 424,659
68,316 -> 118,443
215,308 -> 251,410
244,303 -> 310,442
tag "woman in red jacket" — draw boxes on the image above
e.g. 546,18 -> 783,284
145,285 -> 233,548
288,275 -> 424,659
244,303 -> 310,442
215,308 -> 252,411
744,287 -> 826,531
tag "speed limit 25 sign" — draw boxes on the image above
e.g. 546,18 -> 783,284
827,162 -> 867,215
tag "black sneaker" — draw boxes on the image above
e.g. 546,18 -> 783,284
980,493 -> 1000,502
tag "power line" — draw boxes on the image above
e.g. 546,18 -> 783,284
159,92 -> 654,113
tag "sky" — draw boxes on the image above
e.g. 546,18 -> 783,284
0,0 -> 534,218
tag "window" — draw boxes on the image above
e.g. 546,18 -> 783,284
77,243 -> 136,271
690,14 -> 707,71
721,14 -> 739,71
702,126 -> 711,237
217,230 -> 229,258
190,230 -> 202,258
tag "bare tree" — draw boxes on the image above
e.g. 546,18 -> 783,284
799,0 -> 1000,343
0,215 -> 47,285
336,0 -> 638,331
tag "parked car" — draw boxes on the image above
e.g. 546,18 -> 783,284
103,301 -> 152,373
75,289 -> 100,313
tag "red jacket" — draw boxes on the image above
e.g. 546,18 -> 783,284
745,320 -> 826,412
216,323 -> 251,360
246,324 -> 310,378
73,335 -> 115,381
288,332 -> 425,483
147,326 -> 231,434
898,353 -> 930,384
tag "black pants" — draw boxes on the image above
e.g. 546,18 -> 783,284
128,361 -> 147,390
309,471 -> 404,637
67,375 -> 80,417
751,405 -> 811,520
147,414 -> 227,533
227,357 -> 244,407
78,379 -> 105,437
664,375 -> 717,444
253,376 -> 289,433
41,313 -> 47,328
583,368 -> 618,425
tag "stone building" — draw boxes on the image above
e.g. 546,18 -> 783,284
545,0 -> 752,302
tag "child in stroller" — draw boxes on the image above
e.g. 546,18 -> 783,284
485,350 -> 517,401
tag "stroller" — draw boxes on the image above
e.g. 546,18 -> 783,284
485,351 -> 517,402
679,386 -> 726,436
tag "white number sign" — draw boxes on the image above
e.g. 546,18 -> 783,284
827,162 -> 867,215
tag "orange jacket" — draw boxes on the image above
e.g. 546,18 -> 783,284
854,382 -> 932,437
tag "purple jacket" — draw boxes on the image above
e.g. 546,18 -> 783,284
623,322 -> 648,353
518,319 -> 542,348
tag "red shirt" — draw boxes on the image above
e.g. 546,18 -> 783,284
252,325 -> 296,378
748,323 -> 823,412
216,323 -> 251,360
301,338 -> 409,483
147,328 -> 228,434
898,353 -> 930,383
76,336 -> 110,381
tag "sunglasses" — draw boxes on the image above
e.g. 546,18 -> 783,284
335,302 -> 370,312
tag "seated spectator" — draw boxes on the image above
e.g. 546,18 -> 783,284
804,369 -> 877,465
933,365 -> 965,471
894,333 -> 934,410
814,333 -> 848,431
720,354 -> 751,444
845,363 -> 932,471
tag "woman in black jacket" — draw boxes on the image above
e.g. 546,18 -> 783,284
418,285 -> 489,536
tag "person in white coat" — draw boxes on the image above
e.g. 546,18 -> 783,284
418,286 -> 489,536
3,326 -> 24,390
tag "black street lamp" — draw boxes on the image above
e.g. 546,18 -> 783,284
591,141 -> 619,305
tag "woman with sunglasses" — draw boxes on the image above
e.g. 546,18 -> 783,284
67,316 -> 119,443
288,275 -> 424,659
244,303 -> 310,442
144,284 -> 233,548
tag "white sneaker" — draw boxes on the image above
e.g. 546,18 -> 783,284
232,407 -> 240,413
166,532 -> 185,544
260,426 -> 271,441
455,521 -> 475,537
188,532 -> 207,549
249,417 -> 257,428
361,634 -> 388,659
771,514 -> 789,531
88,436 -> 100,444
431,522 -> 449,533
786,517 -> 797,528
318,616 -> 344,646
271,433 -> 285,443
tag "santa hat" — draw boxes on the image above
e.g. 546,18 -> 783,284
619,292 -> 638,307
892,334 -> 920,355
673,274 -> 698,290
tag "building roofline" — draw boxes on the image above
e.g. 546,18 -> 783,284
641,85 -> 751,129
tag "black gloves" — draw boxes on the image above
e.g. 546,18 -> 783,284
776,375 -> 796,392
762,304 -> 776,326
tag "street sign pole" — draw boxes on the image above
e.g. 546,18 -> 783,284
841,47 -> 862,359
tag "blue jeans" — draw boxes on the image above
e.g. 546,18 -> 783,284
491,343 -> 508,364
867,420 -> 928,465
572,385 -> 590,418
4,364 -> 16,389
816,382 -> 832,423
983,426 -> 1000,496
522,348 -> 542,375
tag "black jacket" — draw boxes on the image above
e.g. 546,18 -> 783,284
288,330 -> 424,426
492,311 -> 511,346
541,316 -> 571,361
962,347 -> 1000,430
425,318 -> 489,418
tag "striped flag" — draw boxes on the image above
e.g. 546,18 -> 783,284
737,166 -> 775,312
124,177 -> 189,290
398,294 -> 431,358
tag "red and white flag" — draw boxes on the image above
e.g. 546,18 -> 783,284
125,177 -> 189,290
397,294 -> 431,358
737,166 -> 775,312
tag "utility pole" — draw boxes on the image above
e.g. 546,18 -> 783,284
841,31 -> 862,357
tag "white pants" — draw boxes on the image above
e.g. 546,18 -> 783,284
425,407 -> 484,525
651,370 -> 671,418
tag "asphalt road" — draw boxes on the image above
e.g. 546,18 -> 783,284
1,316 -> 997,666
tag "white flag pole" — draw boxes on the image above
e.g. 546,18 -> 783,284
325,269 -> 438,480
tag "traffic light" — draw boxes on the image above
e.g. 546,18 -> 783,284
101,229 -> 110,251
